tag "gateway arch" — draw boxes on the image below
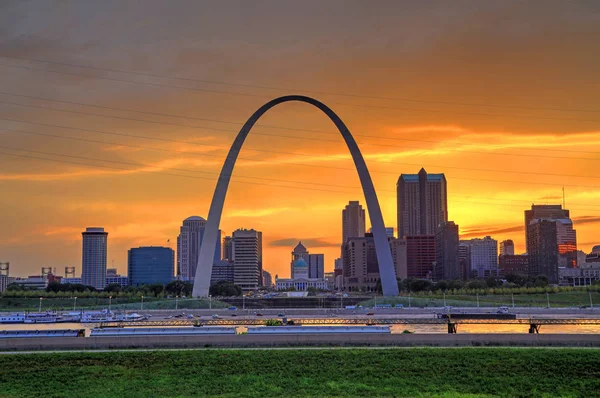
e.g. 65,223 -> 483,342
192,95 -> 399,297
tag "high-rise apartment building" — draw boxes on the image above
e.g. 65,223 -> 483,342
500,240 -> 515,256
176,216 -> 220,281
466,236 -> 498,278
232,228 -> 262,291
434,221 -> 460,281
525,205 -> 569,253
342,201 -> 366,243
397,168 -> 447,237
128,246 -> 174,286
81,227 -> 108,290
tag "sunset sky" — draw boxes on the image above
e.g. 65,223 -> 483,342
1,1 -> 600,279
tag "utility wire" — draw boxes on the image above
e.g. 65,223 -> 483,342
2,55 -> 598,114
3,129 -> 600,192
2,61 -> 600,124
2,90 -> 600,156
2,148 -> 599,213
0,123 -> 600,183
2,101 -> 600,164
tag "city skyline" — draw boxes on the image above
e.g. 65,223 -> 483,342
2,1 -> 600,279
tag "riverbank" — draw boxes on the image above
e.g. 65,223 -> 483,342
1,348 -> 599,397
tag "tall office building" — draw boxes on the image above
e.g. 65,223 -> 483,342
342,234 -> 405,292
434,221 -> 460,281
262,270 -> 273,288
128,246 -> 174,286
342,201 -> 366,243
222,236 -> 233,260
210,260 -> 234,285
308,254 -> 325,279
500,240 -> 515,256
81,227 -> 108,290
368,227 -> 395,238
397,168 -> 447,237
458,242 -> 471,280
527,218 -> 577,283
466,236 -> 498,278
525,205 -> 569,253
176,216 -> 220,281
232,229 -> 262,291
405,235 -> 436,279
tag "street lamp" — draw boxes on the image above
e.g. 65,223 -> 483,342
38,297 -> 43,312
209,295 -> 212,310
141,295 -> 144,311
175,295 -> 179,310
73,296 -> 77,312
109,296 -> 112,313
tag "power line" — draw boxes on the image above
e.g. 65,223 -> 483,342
2,61 -> 600,124
3,121 -> 600,189
2,148 -> 599,213
3,126 -> 600,193
2,55 -> 598,114
2,100 -> 600,164
2,90 -> 600,157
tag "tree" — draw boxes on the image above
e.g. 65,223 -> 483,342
165,280 -> 193,296
435,280 -> 449,291
409,279 -> 433,292
104,283 -> 122,293
209,281 -> 242,296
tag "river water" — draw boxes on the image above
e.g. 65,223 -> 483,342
2,322 -> 600,334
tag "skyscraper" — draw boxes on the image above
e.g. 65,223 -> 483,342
232,228 -> 262,291
434,221 -> 460,281
81,227 -> 108,290
405,235 -> 436,279
176,216 -> 220,281
128,246 -> 174,286
527,220 -> 559,283
342,201 -> 365,243
397,168 -> 447,237
222,236 -> 233,260
500,240 -> 515,256
308,254 -> 325,279
525,205 -> 569,253
527,218 -> 577,283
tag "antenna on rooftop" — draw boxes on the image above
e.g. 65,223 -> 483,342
562,186 -> 566,208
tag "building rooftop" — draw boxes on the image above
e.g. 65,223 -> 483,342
184,216 -> 206,222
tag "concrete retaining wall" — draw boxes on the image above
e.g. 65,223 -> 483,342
1,333 -> 600,351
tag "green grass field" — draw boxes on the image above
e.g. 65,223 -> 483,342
0,348 -> 599,397
360,291 -> 600,308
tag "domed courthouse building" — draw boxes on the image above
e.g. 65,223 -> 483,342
275,242 -> 330,291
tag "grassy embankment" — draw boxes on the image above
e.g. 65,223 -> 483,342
0,348 -> 599,397
0,297 -> 228,312
360,290 -> 600,308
